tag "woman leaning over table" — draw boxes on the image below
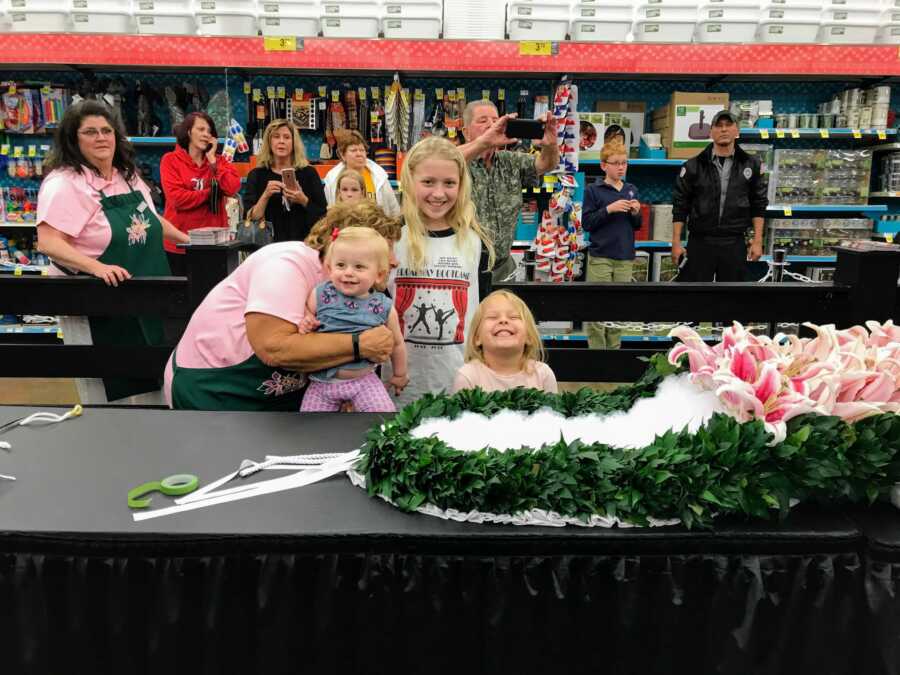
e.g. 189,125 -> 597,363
243,118 -> 327,242
164,201 -> 400,411
36,99 -> 190,404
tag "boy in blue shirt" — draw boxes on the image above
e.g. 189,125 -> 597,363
582,139 -> 642,349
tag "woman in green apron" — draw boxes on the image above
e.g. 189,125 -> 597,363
164,201 -> 400,411
36,100 -> 190,404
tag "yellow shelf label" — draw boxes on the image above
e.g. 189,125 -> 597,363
41,85 -> 51,95
318,86 -> 327,97
277,86 -> 286,98
519,41 -> 553,55
759,129 -> 769,139
331,90 -> 340,102
243,81 -> 251,94
0,145 -> 8,156
13,266 -> 22,277
878,130 -> 887,140
498,88 -> 506,101
784,207 -> 793,216
263,36 -> 298,51
266,86 -> 276,98
12,146 -> 23,158
790,129 -> 800,139
852,129 -> 862,139
435,88 -> 444,98
482,89 -> 490,100
775,129 -> 785,139
8,84 -> 16,95
359,87 -> 367,101
27,146 -> 36,157
820,129 -> 829,138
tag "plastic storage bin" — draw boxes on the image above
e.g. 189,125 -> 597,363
508,17 -> 569,40
7,0 -> 67,8
321,0 -> 379,15
70,0 -> 129,8
383,0 -> 442,18
876,21 -> 900,42
508,0 -> 573,21
383,15 -> 441,37
193,0 -> 257,10
196,10 -> 258,35
695,18 -> 757,40
760,2 -> 821,21
133,0 -> 186,11
818,21 -> 878,42
443,0 -> 506,39
321,13 -> 379,36
71,8 -> 134,31
7,8 -> 69,30
697,2 -> 758,20
821,4 -> 880,21
259,7 -> 319,36
633,18 -> 696,40
134,10 -> 196,33
757,18 -> 820,41
635,2 -> 698,20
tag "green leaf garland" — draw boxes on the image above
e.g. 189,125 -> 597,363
359,354 -> 900,528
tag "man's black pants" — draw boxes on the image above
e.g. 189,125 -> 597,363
676,236 -> 747,282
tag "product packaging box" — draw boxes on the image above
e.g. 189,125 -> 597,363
593,100 -> 647,150
654,91 -> 729,159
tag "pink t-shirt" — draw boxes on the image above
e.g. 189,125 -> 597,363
37,167 -> 159,270
163,242 -> 324,404
452,359 -> 559,394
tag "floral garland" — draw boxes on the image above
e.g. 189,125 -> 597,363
358,323 -> 900,528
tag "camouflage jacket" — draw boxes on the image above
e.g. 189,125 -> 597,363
468,150 -> 539,263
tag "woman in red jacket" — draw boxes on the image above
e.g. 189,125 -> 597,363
160,111 -> 240,275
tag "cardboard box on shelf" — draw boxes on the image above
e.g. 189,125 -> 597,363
579,111 -> 641,160
656,91 -> 729,160
593,100 -> 646,150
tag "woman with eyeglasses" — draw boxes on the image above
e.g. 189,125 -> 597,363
160,111 -> 241,275
35,99 -> 190,404
582,138 -> 643,351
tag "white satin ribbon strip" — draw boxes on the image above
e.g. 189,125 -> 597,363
133,451 -> 361,522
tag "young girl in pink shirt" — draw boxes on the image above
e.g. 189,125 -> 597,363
452,290 -> 558,394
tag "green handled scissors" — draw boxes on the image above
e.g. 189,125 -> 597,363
128,474 -> 199,509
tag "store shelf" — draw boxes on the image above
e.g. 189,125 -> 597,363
767,204 -> 887,213
870,192 -> 900,198
127,136 -> 225,146
0,324 -> 58,335
740,128 -> 896,139
760,255 -> 837,263
636,240 -> 679,249
2,35 -> 900,76
0,221 -> 37,229
581,159 -> 684,167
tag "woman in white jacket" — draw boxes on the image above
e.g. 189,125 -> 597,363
323,130 -> 401,217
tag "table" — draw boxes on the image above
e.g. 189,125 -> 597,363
0,406 -> 896,675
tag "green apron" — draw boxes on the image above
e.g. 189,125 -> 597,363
170,348 -> 307,412
88,187 -> 171,401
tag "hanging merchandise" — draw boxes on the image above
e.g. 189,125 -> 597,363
357,87 -> 370,141
444,89 -> 461,143
370,86 -> 385,146
134,80 -> 162,137
517,90 -> 529,119
345,89 -> 359,132
412,88 -> 427,142
553,80 -> 579,174
532,175 -> 584,283
291,93 -> 317,131
330,90 -> 347,142
206,89 -> 230,138
254,88 -> 267,155
426,87 -> 445,137
497,88 -> 507,117
164,86 -> 186,131
222,118 -> 249,162
244,84 -> 257,146
385,75 -> 411,151
534,95 -> 549,120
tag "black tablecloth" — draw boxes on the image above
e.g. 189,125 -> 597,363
0,406 -> 897,675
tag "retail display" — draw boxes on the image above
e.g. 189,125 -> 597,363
765,218 -> 872,256
651,91 -> 729,159
768,148 -> 872,205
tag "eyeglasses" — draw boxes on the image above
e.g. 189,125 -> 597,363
78,127 -> 115,139
605,160 -> 628,167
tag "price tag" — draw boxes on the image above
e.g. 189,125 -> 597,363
435,88 -> 444,98
263,36 -> 298,51
790,129 -> 800,139
784,207 -> 793,216
414,89 -> 424,101
820,128 -> 829,138
42,268 -> 50,277
447,90 -> 457,101
370,112 -> 379,123
371,86 -> 380,99
498,89 -> 506,101
852,129 -> 862,139
775,129 -> 785,139
27,146 -> 36,157
482,89 -> 490,100
0,145 -> 8,156
12,146 -> 23,158
519,40 -> 554,55
266,86 -> 276,98
295,88 -> 304,99
277,86 -> 286,98
358,87 -> 367,101
8,84 -> 16,95
318,86 -> 327,97
252,88 -> 262,102
448,127 -> 457,138
243,82 -> 251,94
331,90 -> 340,102
878,129 -> 887,140
532,187 -> 541,194
456,87 -> 465,99
759,129 -> 769,139
40,84 -> 51,95
40,144 -> 50,153
13,266 -> 22,277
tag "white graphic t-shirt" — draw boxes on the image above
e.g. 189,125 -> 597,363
385,227 -> 483,408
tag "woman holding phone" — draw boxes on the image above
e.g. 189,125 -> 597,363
244,119 -> 327,243
160,111 -> 241,274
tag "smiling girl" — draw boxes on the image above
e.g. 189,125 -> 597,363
383,136 -> 495,407
452,290 -> 557,394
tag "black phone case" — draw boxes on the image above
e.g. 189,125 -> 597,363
506,118 -> 545,140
